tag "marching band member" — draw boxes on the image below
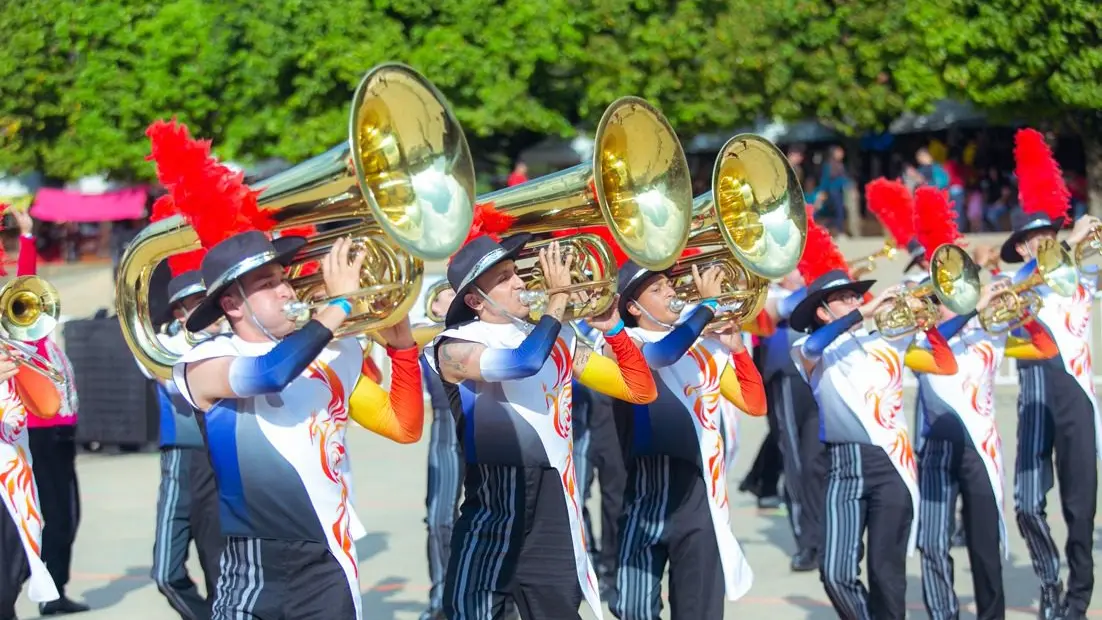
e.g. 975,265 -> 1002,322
789,216 -> 957,620
1001,129 -> 1100,620
423,232 -> 658,620
142,245 -> 224,620
597,259 -> 764,620
417,280 -> 462,620
148,119 -> 425,620
759,269 -> 826,572
10,209 -> 88,616
909,187 -> 1058,620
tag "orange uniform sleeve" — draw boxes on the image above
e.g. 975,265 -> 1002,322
718,349 -> 767,416
348,346 -> 424,444
1005,319 -> 1059,361
904,328 -> 958,375
576,331 -> 658,404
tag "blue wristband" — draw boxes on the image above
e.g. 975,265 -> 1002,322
701,298 -> 720,311
328,298 -> 353,314
605,320 -> 625,337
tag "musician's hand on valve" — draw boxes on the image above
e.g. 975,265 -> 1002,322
692,265 -> 725,300
587,295 -> 622,333
859,285 -> 902,319
977,281 -> 1004,311
0,351 -> 18,383
1068,215 -> 1101,245
539,242 -> 573,321
322,237 -> 367,300
377,316 -> 416,350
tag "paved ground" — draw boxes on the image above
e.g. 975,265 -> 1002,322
11,389 -> 1102,619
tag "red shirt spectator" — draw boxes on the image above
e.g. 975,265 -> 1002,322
506,162 -> 529,187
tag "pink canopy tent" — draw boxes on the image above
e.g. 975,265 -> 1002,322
30,187 -> 149,222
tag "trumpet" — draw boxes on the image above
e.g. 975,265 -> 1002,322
673,134 -> 807,327
1073,224 -> 1102,274
873,244 -> 982,340
0,276 -> 67,385
849,240 -> 897,279
979,237 -> 1078,333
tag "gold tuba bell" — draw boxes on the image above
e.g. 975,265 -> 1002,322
978,237 -> 1077,333
474,97 -> 695,321
0,275 -> 67,385
668,134 -> 807,329
874,244 -> 982,340
117,63 -> 477,380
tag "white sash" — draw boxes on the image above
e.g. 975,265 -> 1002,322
827,338 -> 920,554
1036,282 -> 1102,460
0,379 -> 59,603
628,328 -> 754,600
428,321 -> 603,618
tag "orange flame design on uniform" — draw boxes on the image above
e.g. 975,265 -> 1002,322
0,389 -> 42,556
865,348 -> 916,478
1064,284 -> 1094,393
963,341 -> 998,420
542,339 -> 573,439
685,345 -> 728,505
306,361 -> 357,577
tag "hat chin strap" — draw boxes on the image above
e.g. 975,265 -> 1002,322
632,301 -> 676,331
474,287 -> 534,333
237,280 -> 282,343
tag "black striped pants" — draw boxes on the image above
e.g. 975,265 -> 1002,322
770,374 -> 826,554
613,456 -> 723,620
917,420 -> 1003,620
1015,366 -> 1098,615
444,466 -> 582,620
820,443 -> 912,620
581,389 -> 627,584
212,537 -> 356,619
152,446 -> 223,620
424,408 -> 464,619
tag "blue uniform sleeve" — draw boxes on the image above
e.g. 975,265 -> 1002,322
640,303 -> 716,368
777,287 -> 807,321
227,320 -> 334,397
478,315 -> 563,382
802,309 -> 862,358
936,311 -> 976,341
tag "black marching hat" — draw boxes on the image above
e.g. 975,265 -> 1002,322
185,230 -> 307,332
161,270 -> 207,323
903,238 -> 928,274
999,213 -> 1064,264
444,233 -> 532,327
789,269 -> 875,333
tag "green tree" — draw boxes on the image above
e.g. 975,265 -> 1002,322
912,0 -> 1102,213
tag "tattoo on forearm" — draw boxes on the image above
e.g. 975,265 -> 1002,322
573,344 -> 593,374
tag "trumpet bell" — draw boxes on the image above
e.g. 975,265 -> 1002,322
1036,237 -> 1079,296
1,276 -> 61,342
476,97 -> 694,271
929,244 -> 982,316
688,134 -> 807,279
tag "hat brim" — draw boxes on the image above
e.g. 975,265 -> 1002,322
999,220 -> 1061,264
444,233 -> 532,327
184,236 -> 307,333
789,280 -> 875,333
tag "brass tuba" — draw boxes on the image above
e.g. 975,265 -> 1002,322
117,63 -> 477,380
668,134 -> 807,329
0,276 -> 66,385
979,237 -> 1077,333
849,240 -> 898,279
474,97 -> 695,321
874,244 -> 982,340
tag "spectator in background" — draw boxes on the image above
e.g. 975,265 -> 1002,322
943,149 -> 969,231
506,160 -> 528,187
786,145 -> 806,187
1068,171 -> 1088,219
915,147 -> 949,189
817,146 -> 850,236
981,167 -> 1012,231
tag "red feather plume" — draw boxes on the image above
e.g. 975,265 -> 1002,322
145,119 -> 274,248
275,225 -> 317,239
865,177 -> 916,247
452,202 -> 518,263
149,194 -> 177,223
167,248 -> 207,277
1014,128 -> 1070,222
798,206 -> 850,284
914,187 -> 962,261
295,261 -> 320,277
